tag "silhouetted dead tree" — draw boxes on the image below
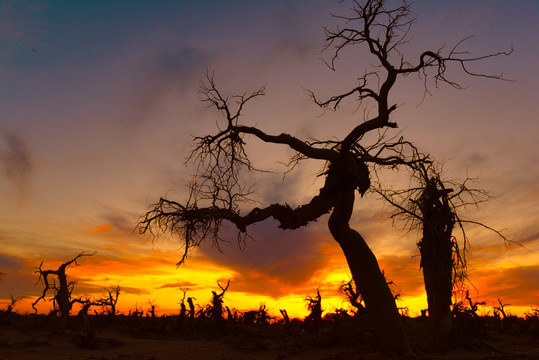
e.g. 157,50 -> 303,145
455,289 -> 486,317
211,280 -> 230,323
175,288 -> 189,330
71,296 -> 98,316
255,304 -> 271,325
130,302 -> 144,317
279,309 -> 291,326
179,288 -> 188,318
452,289 -> 487,338
4,295 -> 24,314
376,158 -> 509,350
138,0 -> 510,354
305,289 -> 323,332
243,304 -> 271,325
493,298 -> 510,320
187,296 -> 196,319
32,252 -> 95,326
0,295 -> 24,325
147,300 -> 156,317
98,285 -> 120,316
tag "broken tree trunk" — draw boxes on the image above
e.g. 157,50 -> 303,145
418,178 -> 455,350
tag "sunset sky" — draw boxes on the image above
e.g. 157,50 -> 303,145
1,0 -> 537,318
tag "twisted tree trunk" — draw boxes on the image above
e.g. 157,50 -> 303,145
329,188 -> 412,356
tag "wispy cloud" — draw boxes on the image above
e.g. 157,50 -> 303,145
156,281 -> 199,290
195,220 -> 334,298
100,209 -> 137,234
262,1 -> 326,64
0,253 -> 38,298
378,254 -> 424,297
517,230 -> 539,246
71,281 -> 149,296
0,253 -> 24,272
473,265 -> 539,307
0,132 -> 33,203
115,46 -> 213,126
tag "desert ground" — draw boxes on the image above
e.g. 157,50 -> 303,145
1,312 -> 538,360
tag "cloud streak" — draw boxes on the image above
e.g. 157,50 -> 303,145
0,132 -> 33,203
473,265 -> 539,307
195,219 -> 335,298
115,46 -> 213,127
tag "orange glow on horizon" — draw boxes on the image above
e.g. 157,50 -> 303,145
4,285 -> 533,320
3,246 -> 535,319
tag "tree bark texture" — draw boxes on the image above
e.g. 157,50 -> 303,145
56,269 -> 71,326
419,179 -> 455,350
329,188 -> 412,356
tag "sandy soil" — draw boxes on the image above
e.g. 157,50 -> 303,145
1,316 -> 538,360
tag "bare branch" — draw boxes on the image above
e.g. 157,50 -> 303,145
197,73 -> 338,163
139,181 -> 337,265
217,279 -> 230,295
139,150 -> 375,265
316,0 -> 513,124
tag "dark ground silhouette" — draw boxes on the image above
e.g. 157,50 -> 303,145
1,301 -> 538,359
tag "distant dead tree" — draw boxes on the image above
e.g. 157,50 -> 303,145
130,302 -> 144,317
32,252 -> 95,326
243,303 -> 270,325
147,300 -> 157,317
279,309 -> 291,326
0,295 -> 24,325
175,288 -> 189,330
4,295 -> 24,314
304,289 -> 323,332
179,288 -> 188,318
71,296 -> 97,316
138,0 -> 510,354
187,296 -> 196,319
98,285 -> 120,316
452,289 -> 487,338
57,296 -> 98,349
255,304 -> 271,325
210,280 -> 230,322
493,298 -> 510,320
453,289 -> 486,318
